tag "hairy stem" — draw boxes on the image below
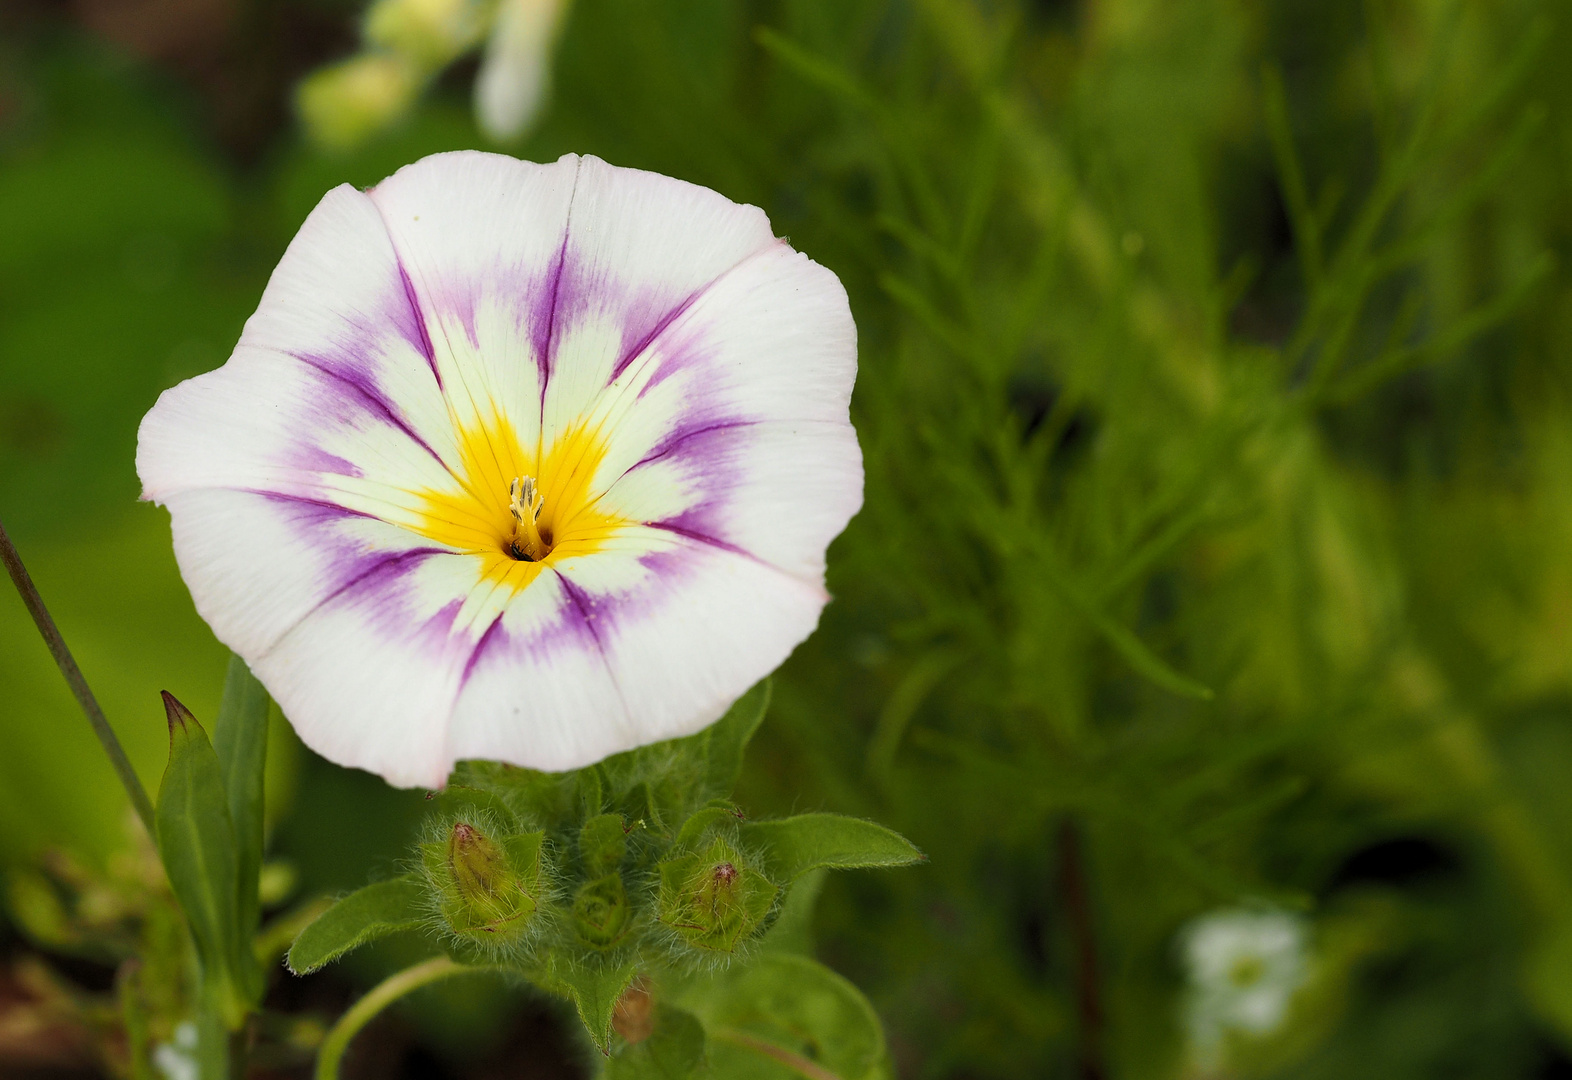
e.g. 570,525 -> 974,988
0,517 -> 156,834
315,956 -> 469,1080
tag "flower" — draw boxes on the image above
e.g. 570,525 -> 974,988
1180,907 -> 1310,1065
296,52 -> 425,153
475,0 -> 571,142
137,152 -> 861,788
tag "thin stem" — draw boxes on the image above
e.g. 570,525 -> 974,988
711,1028 -> 844,1080
1058,818 -> 1105,1080
0,517 -> 156,834
315,956 -> 469,1080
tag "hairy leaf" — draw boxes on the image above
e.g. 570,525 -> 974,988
604,1004 -> 707,1079
545,954 -> 639,1053
286,876 -> 428,974
741,814 -> 924,883
681,953 -> 889,1080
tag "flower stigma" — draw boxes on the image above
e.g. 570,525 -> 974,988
508,475 -> 549,562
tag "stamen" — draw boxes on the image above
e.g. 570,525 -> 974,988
508,475 -> 548,561
509,476 -> 542,524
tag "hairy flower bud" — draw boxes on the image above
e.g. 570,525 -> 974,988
422,820 -> 544,946
579,813 -> 628,877
657,837 -> 777,953
572,872 -> 632,949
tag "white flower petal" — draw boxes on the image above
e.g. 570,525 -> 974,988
254,552 -> 493,788
368,150 -> 579,456
538,154 -> 776,456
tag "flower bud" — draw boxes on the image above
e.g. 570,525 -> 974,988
657,837 -> 777,953
422,821 -> 544,946
364,0 -> 489,68
571,872 -> 632,949
296,52 -> 423,152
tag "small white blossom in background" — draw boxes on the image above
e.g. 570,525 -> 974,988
297,0 -> 571,149
152,1021 -> 199,1080
1180,907 -> 1310,1072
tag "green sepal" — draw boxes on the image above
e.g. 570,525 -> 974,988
543,953 -> 639,1053
447,761 -> 574,830
673,804 -> 742,851
604,1003 -> 707,1079
155,692 -> 251,1025
678,953 -> 889,1080
210,656 -> 270,965
658,836 -> 777,954
428,783 -> 523,832
286,876 -> 427,974
740,814 -> 925,883
580,813 -> 629,876
573,872 -> 634,949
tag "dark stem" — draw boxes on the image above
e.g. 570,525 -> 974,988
1058,817 -> 1106,1080
0,517 -> 157,835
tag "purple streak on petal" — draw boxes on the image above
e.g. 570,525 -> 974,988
397,262 -> 442,389
630,418 -> 757,472
459,612 -> 508,689
645,521 -> 754,560
288,351 -> 447,469
535,231 -> 572,402
253,490 -> 380,521
554,569 -> 634,722
606,241 -> 782,386
257,544 -> 450,661
289,446 -> 363,478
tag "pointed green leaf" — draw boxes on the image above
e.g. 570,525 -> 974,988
286,876 -> 428,974
741,814 -> 924,883
545,954 -> 638,1053
679,953 -> 889,1080
605,1004 -> 707,1079
156,692 -> 249,1025
703,680 -> 771,796
211,655 -> 270,970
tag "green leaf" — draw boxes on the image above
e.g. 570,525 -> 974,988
286,876 -> 428,974
156,692 -> 249,1026
702,679 -> 771,797
210,655 -> 270,971
544,953 -> 638,1053
759,869 -> 826,956
740,814 -> 925,883
605,1004 -> 707,1079
679,954 -> 890,1080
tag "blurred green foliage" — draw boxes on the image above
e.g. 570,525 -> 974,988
5,0 -> 1572,1076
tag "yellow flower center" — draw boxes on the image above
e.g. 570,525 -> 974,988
411,412 -> 630,595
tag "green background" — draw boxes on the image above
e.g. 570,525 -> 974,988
5,0 -> 1572,1076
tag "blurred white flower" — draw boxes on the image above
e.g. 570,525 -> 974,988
152,1021 -> 199,1080
1180,907 -> 1309,1067
297,0 -> 570,150
476,0 -> 571,142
